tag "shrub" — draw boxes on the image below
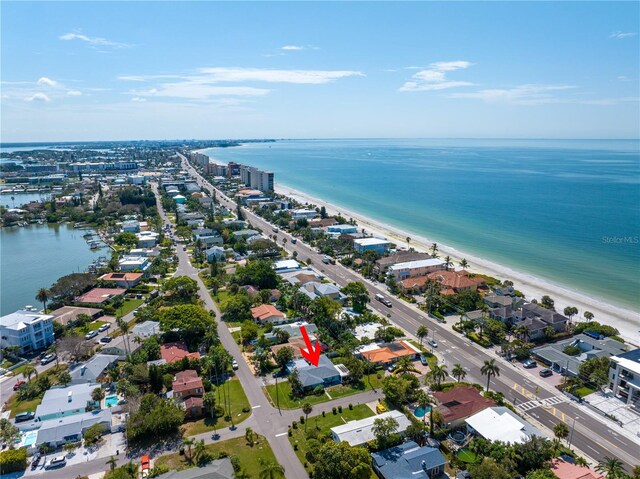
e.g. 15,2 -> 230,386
338,406 -> 342,413
292,421 -> 298,429
322,411 -> 326,417
300,416 -> 305,424
0,448 -> 27,473
288,429 -> 292,437
241,406 -> 250,413
294,444 -> 298,451
348,403 -> 353,410
332,407 -> 337,415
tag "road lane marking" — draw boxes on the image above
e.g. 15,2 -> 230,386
274,432 -> 288,437
252,405 -> 261,409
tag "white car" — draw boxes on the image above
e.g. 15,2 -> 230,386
45,456 -> 66,469
232,360 -> 239,370
428,339 -> 438,348
98,323 -> 110,333
85,330 -> 98,340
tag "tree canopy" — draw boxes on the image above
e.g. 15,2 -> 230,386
159,304 -> 214,343
163,276 -> 199,302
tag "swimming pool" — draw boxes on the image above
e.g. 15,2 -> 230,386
105,394 -> 119,407
414,406 -> 431,418
21,430 -> 38,448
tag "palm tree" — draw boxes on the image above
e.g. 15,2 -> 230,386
584,311 -> 594,321
182,438 -> 195,464
480,359 -> 500,392
35,288 -> 50,312
553,422 -> 570,443
574,457 -> 590,468
415,390 -> 431,424
394,356 -> 420,376
416,325 -> 429,347
426,364 -> 448,387
258,458 -> 285,479
22,364 -> 37,382
444,255 -> 452,270
459,258 -> 469,269
117,317 -> 130,354
430,243 -> 438,257
406,237 -> 411,249
595,457 -> 626,479
515,325 -> 529,341
106,456 -> 117,472
58,371 -> 72,387
452,363 -> 466,382
193,439 -> 206,464
302,403 -> 313,433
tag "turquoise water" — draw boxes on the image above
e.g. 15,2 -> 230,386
203,139 -> 640,310
414,406 -> 431,418
20,430 -> 38,447
0,224 -> 108,315
105,394 -> 119,407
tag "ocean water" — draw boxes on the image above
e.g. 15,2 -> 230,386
203,139 -> 640,311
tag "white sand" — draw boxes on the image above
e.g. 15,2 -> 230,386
275,183 -> 640,345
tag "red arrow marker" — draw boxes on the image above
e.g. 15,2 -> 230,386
299,325 -> 321,367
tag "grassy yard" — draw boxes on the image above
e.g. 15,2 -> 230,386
214,290 -> 231,309
6,365 -> 69,418
155,435 -> 278,478
118,298 -> 144,316
289,404 -> 376,477
264,372 -> 384,410
182,379 -> 251,436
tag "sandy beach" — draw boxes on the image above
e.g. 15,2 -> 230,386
274,183 -> 640,345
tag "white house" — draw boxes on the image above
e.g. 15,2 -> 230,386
118,256 -> 150,273
609,348 -> 640,406
331,410 -> 412,446
136,231 -> 159,248
291,209 -> 319,220
388,258 -> 446,280
465,407 -> 545,444
0,308 -> 55,354
353,238 -> 390,254
273,259 -> 301,273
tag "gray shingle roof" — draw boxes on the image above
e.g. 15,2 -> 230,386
154,459 -> 234,479
371,441 -> 446,479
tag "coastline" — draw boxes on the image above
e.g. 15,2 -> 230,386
273,182 -> 639,345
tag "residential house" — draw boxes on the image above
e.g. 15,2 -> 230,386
251,304 -> 285,324
33,409 -> 112,448
173,370 -> 204,400
353,323 -> 383,341
426,270 -> 485,295
548,457 -> 605,479
99,272 -> 144,288
136,231 -> 159,248
353,238 -> 390,254
433,386 -> 496,427
609,348 -> 640,406
49,306 -> 103,327
356,341 -> 420,366
118,256 -> 150,273
388,259 -> 446,281
308,217 -> 338,228
273,259 -> 301,273
291,209 -> 319,220
232,229 -> 260,240
371,441 -> 447,479
271,339 -> 328,360
518,317 -> 548,341
100,335 -> 142,360
183,397 -> 204,418
264,321 -> 318,343
283,271 -> 322,286
298,282 -> 347,303
194,229 -> 224,247
0,307 -> 55,354
35,383 -> 98,422
532,333 -> 627,376
153,458 -> 234,479
160,341 -> 201,363
70,354 -> 120,385
131,320 -> 161,338
289,355 -> 343,390
515,303 -> 569,333
331,410 -> 412,446
76,288 -> 127,305
206,246 -> 228,262
375,251 -> 432,275
465,406 -> 545,444
121,220 -> 140,233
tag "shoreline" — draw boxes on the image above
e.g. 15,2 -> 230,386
273,182 -> 639,345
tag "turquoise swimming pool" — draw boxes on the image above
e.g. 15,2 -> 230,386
414,406 -> 431,418
105,394 -> 119,407
21,430 -> 38,448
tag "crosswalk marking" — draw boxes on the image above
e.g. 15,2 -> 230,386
539,396 -> 565,407
517,400 -> 540,412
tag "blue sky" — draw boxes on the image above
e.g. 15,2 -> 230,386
1,1 -> 638,141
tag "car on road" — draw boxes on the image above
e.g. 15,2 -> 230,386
98,323 -> 111,333
428,339 -> 438,348
85,330 -> 98,340
45,456 -> 66,470
322,256 -> 331,264
141,454 -> 150,477
13,380 -> 25,391
523,359 -> 537,368
375,293 -> 393,307
291,238 -> 297,244
539,368 -> 553,378
272,227 -> 279,233
40,353 -> 56,365
99,336 -> 113,344
232,359 -> 239,370
15,411 -> 35,423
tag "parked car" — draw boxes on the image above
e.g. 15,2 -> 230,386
45,456 -> 66,470
40,353 -> 56,365
539,368 -> 553,378
98,323 -> 110,333
420,354 -> 429,366
428,339 -> 438,348
15,411 -> 35,423
85,330 -> 98,340
13,380 -> 25,391
99,336 -> 113,344
232,360 -> 239,370
523,359 -> 537,368
31,454 -> 41,470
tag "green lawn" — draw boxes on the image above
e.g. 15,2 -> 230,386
289,404 -> 376,477
214,290 -> 231,309
118,298 -> 144,316
264,373 -> 384,410
573,386 -> 595,398
457,448 -> 478,464
182,379 -> 251,436
155,435 -> 278,478
6,365 -> 69,417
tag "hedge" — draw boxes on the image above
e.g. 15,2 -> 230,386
468,332 -> 492,348
0,447 -> 27,473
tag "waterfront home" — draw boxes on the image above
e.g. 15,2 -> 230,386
136,231 -> 160,247
549,457 -> 605,479
172,370 -> 204,399
331,410 -> 412,446
308,217 -> 338,228
426,270 -> 486,295
514,303 -> 568,333
118,256 -> 150,273
465,407 -> 545,444
291,208 -> 319,220
356,341 -> 420,366
35,383 -> 98,422
76,287 -> 127,305
372,440 -> 446,479
389,258 -> 446,281
128,248 -> 161,258
121,220 -> 140,233
251,304 -> 285,324
484,294 -> 514,309
374,251 -> 432,275
160,341 -> 201,363
99,272 -> 144,288
0,307 -> 55,354
517,317 -> 548,340
532,333 -> 626,376
353,237 -> 390,254
433,386 -> 496,427
33,409 -> 112,448
298,282 -> 347,303
609,348 -> 640,405
288,355 -> 344,390
131,320 -> 161,338
70,354 -> 120,385
49,306 -> 103,327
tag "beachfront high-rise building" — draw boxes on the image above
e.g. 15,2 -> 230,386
240,165 -> 274,193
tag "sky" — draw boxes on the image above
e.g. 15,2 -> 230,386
1,1 -> 639,142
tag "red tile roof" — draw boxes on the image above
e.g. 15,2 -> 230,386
99,272 -> 144,282
427,270 -> 485,291
251,304 -> 284,322
549,458 -> 605,479
433,386 -> 496,423
360,341 -> 418,364
160,341 -> 201,363
76,288 -> 127,304
184,396 -> 203,408
172,369 -> 203,394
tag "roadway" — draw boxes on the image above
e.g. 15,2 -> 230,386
181,154 -> 640,469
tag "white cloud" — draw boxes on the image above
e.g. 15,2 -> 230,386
448,84 -> 576,104
609,31 -> 637,39
26,93 -> 51,102
131,97 -> 147,102
67,90 -> 82,96
37,77 -> 58,87
399,61 -> 474,92
60,32 -> 129,48
128,84 -> 270,100
617,76 -> 630,82
281,45 -> 304,51
196,67 -> 364,84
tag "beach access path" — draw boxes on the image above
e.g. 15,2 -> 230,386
182,154 -> 640,469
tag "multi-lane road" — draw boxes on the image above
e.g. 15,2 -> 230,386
181,154 -> 640,469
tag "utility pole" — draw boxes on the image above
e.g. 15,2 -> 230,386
275,375 -> 281,414
568,416 -> 578,450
